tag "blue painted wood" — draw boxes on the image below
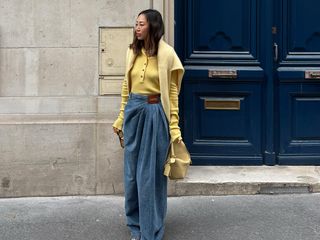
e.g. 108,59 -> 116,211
184,0 -> 259,65
281,0 -> 320,63
260,0 -> 275,165
175,0 -> 270,165
278,67 -> 320,81
275,0 -> 320,164
184,66 -> 264,80
278,84 -> 320,162
183,81 -> 263,159
175,0 -> 320,165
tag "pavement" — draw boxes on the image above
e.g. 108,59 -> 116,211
169,166 -> 320,196
0,194 -> 320,240
1,165 -> 320,240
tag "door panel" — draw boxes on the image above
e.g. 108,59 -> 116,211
185,0 -> 259,63
276,0 -> 320,164
281,0 -> 320,61
184,80 -> 263,164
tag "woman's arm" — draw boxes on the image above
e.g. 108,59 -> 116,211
112,76 -> 129,131
169,70 -> 182,143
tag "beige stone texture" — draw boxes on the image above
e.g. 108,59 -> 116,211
0,49 -> 26,96
0,0 -> 34,47
0,123 -> 96,197
0,48 -> 98,97
96,122 -> 125,195
0,0 -> 150,48
0,97 -> 97,114
0,0 -> 174,198
37,48 -> 98,96
0,115 -> 125,197
71,0 -> 150,46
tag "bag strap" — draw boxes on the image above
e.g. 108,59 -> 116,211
164,143 -> 176,177
170,143 -> 176,157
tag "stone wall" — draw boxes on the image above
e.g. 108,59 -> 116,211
0,0 -> 173,197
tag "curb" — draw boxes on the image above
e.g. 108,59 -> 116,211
168,182 -> 320,196
167,166 -> 320,196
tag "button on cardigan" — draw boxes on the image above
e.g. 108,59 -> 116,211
113,39 -> 185,142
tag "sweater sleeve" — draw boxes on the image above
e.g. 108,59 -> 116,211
169,70 -> 182,143
112,75 -> 129,130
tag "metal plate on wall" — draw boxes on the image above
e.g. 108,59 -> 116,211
99,27 -> 133,76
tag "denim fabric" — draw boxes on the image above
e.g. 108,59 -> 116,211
123,93 -> 170,240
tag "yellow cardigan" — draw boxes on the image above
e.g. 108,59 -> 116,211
113,39 -> 185,142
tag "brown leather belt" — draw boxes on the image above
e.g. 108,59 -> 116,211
147,94 -> 160,104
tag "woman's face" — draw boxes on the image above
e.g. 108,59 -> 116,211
135,14 -> 149,40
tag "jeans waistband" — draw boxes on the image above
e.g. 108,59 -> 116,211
129,93 -> 161,104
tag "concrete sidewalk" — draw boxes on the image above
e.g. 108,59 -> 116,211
1,194 -> 320,240
169,166 -> 320,196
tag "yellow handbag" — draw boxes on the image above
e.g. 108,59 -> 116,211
163,141 -> 191,180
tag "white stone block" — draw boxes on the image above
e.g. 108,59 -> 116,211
0,47 -> 98,96
0,97 -> 97,114
0,0 -> 70,47
0,124 -> 96,164
0,0 -> 34,47
37,48 -> 98,96
0,48 -> 40,96
71,48 -> 99,95
0,49 -> 26,96
96,0 -> 150,27
0,123 -> 98,197
32,0 -> 71,47
96,123 -> 124,194
96,96 -> 122,124
70,0 -> 150,46
0,162 -> 96,197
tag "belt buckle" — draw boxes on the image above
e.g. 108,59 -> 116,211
148,95 -> 159,104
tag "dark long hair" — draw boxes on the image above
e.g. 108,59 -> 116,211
130,9 -> 164,56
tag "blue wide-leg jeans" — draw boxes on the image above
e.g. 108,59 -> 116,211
123,93 -> 170,240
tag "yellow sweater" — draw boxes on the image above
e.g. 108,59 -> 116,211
113,40 -> 184,142
130,49 -> 160,94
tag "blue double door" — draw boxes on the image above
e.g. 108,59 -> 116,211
175,0 -> 320,165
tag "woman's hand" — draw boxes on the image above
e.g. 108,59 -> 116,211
176,137 -> 182,144
113,127 -> 124,148
113,127 -> 120,134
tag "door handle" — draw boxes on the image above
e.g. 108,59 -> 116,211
273,43 -> 278,62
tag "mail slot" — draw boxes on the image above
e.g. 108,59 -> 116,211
305,71 -> 320,79
208,70 -> 237,79
204,98 -> 241,110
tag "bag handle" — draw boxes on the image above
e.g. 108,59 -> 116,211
170,143 -> 176,158
164,143 -> 176,177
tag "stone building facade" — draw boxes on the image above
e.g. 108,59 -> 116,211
0,0 -> 174,197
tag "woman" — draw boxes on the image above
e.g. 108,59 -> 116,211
113,9 -> 184,240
